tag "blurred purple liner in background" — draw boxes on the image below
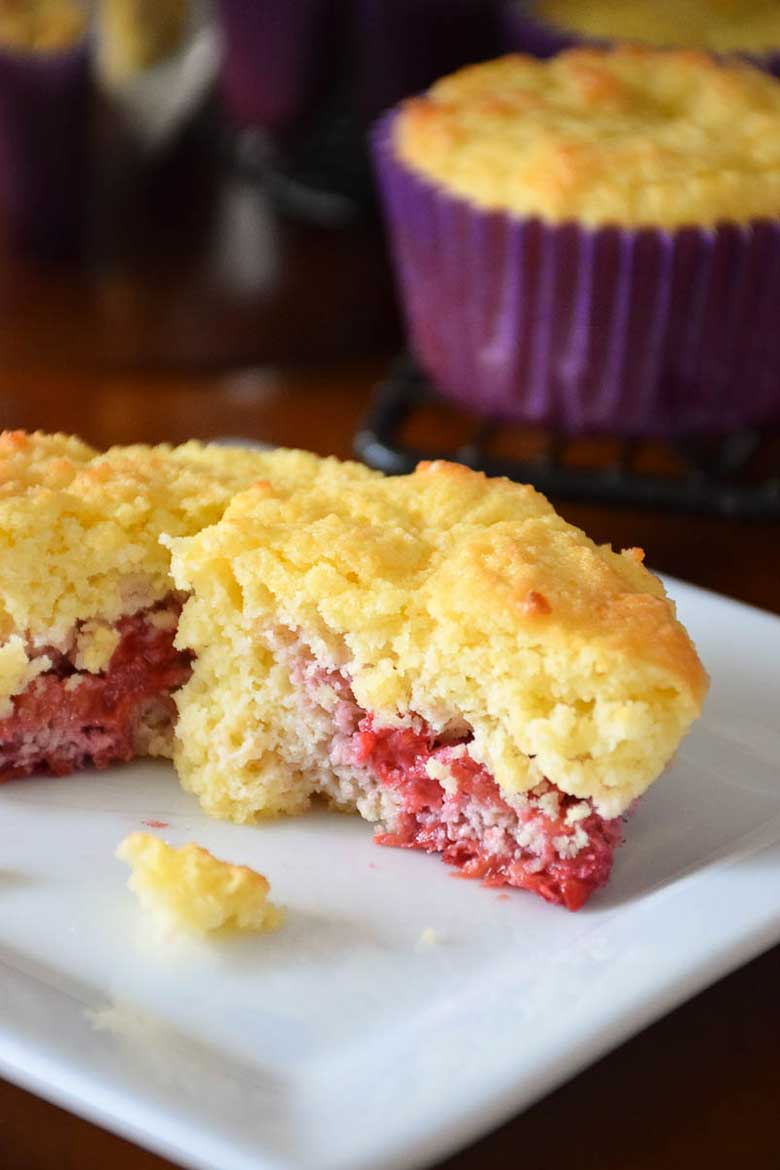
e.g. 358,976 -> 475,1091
0,36 -> 91,258
217,0 -> 502,140
216,0 -> 343,136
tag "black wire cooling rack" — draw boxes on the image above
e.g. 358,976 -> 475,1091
354,355 -> 780,520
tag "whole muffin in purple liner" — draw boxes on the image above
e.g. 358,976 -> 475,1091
0,32 -> 91,258
501,1 -> 780,76
371,49 -> 780,436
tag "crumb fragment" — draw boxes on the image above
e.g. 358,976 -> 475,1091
415,927 -> 443,949
115,832 -> 284,935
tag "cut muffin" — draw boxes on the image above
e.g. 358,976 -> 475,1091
0,431 -> 374,781
168,460 -> 707,910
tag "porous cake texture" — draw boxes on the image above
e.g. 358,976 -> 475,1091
169,460 -> 707,909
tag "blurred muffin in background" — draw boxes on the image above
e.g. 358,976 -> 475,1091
504,0 -> 780,70
373,48 -> 780,435
98,0 -> 188,82
0,0 -> 90,257
0,0 -> 84,51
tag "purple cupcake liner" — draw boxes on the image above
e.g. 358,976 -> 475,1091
501,2 -> 780,76
372,110 -> 780,436
216,0 -> 344,135
0,36 -> 91,257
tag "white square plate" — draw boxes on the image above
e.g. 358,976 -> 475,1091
1,578 -> 779,1170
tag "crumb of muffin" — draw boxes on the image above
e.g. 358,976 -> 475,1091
416,927 -> 443,949
116,832 -> 284,935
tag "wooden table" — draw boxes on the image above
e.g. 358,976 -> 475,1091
0,116 -> 778,1170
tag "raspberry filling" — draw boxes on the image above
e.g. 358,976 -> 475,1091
291,651 -> 623,911
0,601 -> 193,781
355,719 -> 622,911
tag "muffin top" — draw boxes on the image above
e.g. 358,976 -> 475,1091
534,0 -> 780,55
0,0 -> 84,52
395,47 -> 780,228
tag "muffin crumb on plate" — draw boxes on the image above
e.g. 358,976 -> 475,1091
116,832 -> 285,935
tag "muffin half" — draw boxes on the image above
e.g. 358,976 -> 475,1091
168,460 -> 707,910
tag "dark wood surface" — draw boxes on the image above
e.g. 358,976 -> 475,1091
0,116 -> 778,1170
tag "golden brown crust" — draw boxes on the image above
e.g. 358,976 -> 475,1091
396,47 -> 780,228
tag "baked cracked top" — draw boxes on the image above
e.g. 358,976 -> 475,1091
170,459 -> 707,817
395,47 -> 780,227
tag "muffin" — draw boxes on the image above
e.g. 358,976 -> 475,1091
167,459 -> 706,910
98,0 -> 189,83
504,1 -> 780,72
373,48 -> 780,433
0,0 -> 89,255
